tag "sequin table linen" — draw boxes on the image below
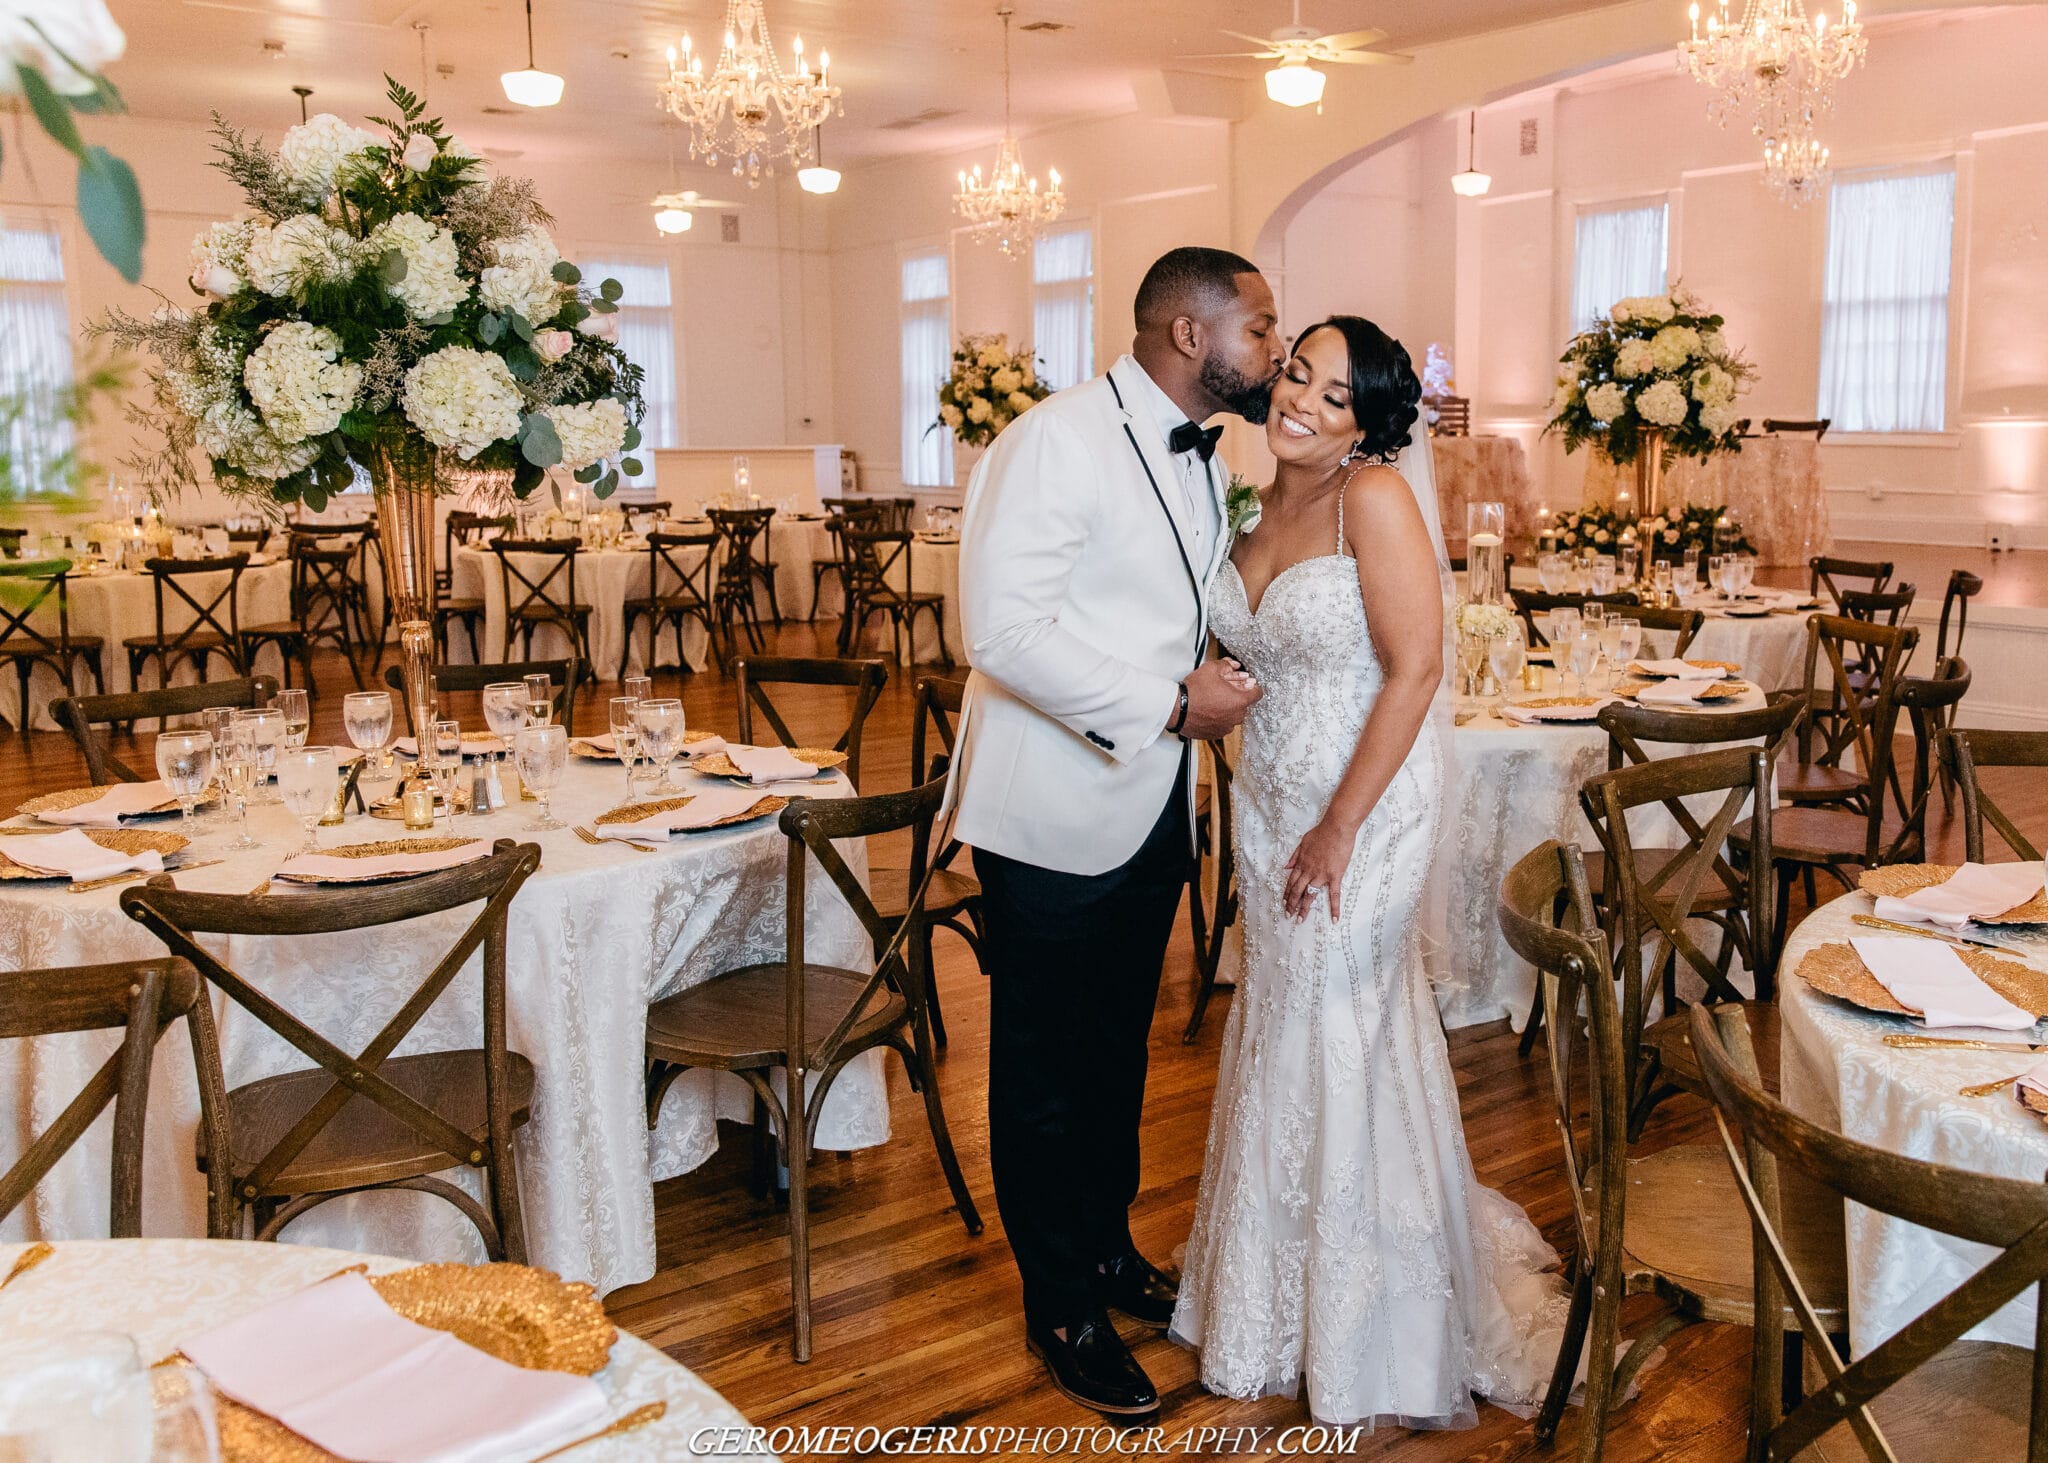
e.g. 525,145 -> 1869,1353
1580,436 -> 1830,567
1434,436 -> 1541,544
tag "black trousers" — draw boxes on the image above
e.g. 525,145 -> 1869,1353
974,777 -> 1191,1330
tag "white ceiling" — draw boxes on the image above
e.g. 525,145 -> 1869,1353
107,0 -> 1632,174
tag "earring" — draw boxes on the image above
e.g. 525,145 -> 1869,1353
1340,440 -> 1366,466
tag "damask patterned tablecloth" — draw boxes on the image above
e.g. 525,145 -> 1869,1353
1580,436 -> 1830,567
0,1238 -> 775,1462
1780,889 -> 2048,1354
1433,435 -> 1540,544
0,758 -> 885,1296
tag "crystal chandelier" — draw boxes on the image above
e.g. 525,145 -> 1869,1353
658,0 -> 840,186
1680,0 -> 1865,195
954,7 -> 1065,259
1762,124 -> 1831,205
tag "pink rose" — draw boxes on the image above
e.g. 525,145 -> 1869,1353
534,329 -> 575,362
577,312 -> 618,342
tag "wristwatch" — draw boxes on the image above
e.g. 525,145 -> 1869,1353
1167,681 -> 1191,736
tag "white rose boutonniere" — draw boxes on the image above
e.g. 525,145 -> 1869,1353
1225,474 -> 1262,537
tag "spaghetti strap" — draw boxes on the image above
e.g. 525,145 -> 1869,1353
1336,461 -> 1363,556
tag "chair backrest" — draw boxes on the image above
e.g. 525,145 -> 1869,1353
1598,689 -> 1804,773
285,537 -> 358,635
1691,1001 -> 2048,1462
121,842 -> 540,1215
644,530 -> 716,606
1580,746 -> 1774,1041
1937,568 -> 1985,660
707,508 -> 775,581
383,656 -> 581,731
1808,554 -> 1893,609
53,675 -> 281,784
1885,656 -> 1972,862
490,539 -> 580,628
0,957 -> 221,1238
1796,613 -> 1919,818
226,525 -> 272,554
910,674 -> 967,782
0,559 -> 74,657
1616,605 -> 1706,659
1430,394 -> 1472,436
1761,417 -> 1830,440
1509,587 -> 1642,647
1838,582 -> 1916,628
735,656 -> 889,791
143,555 -> 249,653
1944,726 -> 2048,863
445,510 -> 507,582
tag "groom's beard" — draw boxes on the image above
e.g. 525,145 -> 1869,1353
1200,355 -> 1277,424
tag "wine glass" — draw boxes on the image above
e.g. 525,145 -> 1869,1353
1567,629 -> 1604,695
481,682 -> 527,781
1707,554 -> 1729,598
429,719 -> 463,831
609,695 -> 642,795
231,707 -> 284,803
636,697 -> 684,791
515,724 -> 568,831
216,737 -> 259,849
1487,633 -> 1526,713
275,688 -> 310,750
277,745 -> 335,855
342,691 -> 394,785
1654,560 -> 1678,606
1537,553 -> 1566,595
522,673 -> 554,727
154,730 -> 214,835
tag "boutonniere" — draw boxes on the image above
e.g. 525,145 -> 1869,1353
1225,474 -> 1263,536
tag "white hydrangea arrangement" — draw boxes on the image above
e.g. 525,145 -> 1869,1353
96,77 -> 645,510
1543,286 -> 1753,468
936,333 -> 1050,449
1455,601 -> 1517,641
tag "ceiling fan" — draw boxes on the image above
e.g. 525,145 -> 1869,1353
646,187 -> 742,235
1187,2 -> 1413,108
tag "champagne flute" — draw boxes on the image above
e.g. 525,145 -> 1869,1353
636,697 -> 684,791
277,745 -> 334,855
523,673 -> 554,727
216,737 -> 258,849
154,730 -> 214,836
232,707 -> 284,803
342,691 -> 394,789
429,719 -> 463,831
275,688 -> 310,750
609,695 -> 642,795
515,724 -> 568,831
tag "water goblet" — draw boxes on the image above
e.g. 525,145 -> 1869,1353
1589,558 -> 1617,596
1707,554 -> 1729,598
216,738 -> 259,849
1614,617 -> 1644,672
609,695 -> 643,794
1734,553 -> 1757,595
1568,629 -> 1604,696
1545,608 -> 1581,659
1580,601 -> 1607,631
1617,546 -> 1639,584
514,724 -> 568,831
277,745 -> 335,855
623,674 -> 652,705
342,691 -> 394,785
481,681 -> 527,784
1682,545 -> 1701,586
154,730 -> 214,835
636,697 -> 684,791
429,719 -> 463,830
522,673 -> 554,727
1536,553 -> 1565,595
232,706 -> 284,803
275,688 -> 310,750
1487,633 -> 1526,713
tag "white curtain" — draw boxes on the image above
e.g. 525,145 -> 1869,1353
1817,169 -> 1956,434
1032,227 -> 1094,391
900,251 -> 952,487
580,256 -> 677,488
0,226 -> 75,498
1570,203 -> 1668,332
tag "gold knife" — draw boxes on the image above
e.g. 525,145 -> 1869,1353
67,859 -> 224,895
0,1242 -> 53,1293
1884,1034 -> 2048,1054
1851,912 -> 2036,956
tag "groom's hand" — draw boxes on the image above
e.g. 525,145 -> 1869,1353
1179,657 -> 1261,741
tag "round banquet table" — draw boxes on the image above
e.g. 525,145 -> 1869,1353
1580,436 -> 1831,568
0,1238 -> 775,1462
0,755 -> 886,1296
1780,887 -> 2048,1354
1,558 -> 292,732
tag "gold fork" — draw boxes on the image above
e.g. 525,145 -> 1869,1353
1961,1073 -> 2032,1098
530,1402 -> 665,1460
0,1242 -> 53,1294
574,825 -> 654,851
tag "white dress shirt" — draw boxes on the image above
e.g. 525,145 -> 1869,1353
1123,355 -> 1220,567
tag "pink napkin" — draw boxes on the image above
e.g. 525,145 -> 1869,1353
181,1272 -> 609,1463
596,786 -> 768,843
1872,862 -> 2045,930
1637,677 -> 1721,706
1632,657 -> 1729,680
2,829 -> 164,880
34,780 -> 172,826
1849,936 -> 2035,1030
726,745 -> 817,784
274,838 -> 493,883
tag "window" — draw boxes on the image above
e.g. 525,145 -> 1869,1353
1569,202 -> 1669,332
900,250 -> 952,488
579,256 -> 677,486
0,225 -> 76,497
1032,226 -> 1094,391
1817,168 -> 1956,434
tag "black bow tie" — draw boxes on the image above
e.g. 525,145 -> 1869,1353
1168,421 -> 1223,463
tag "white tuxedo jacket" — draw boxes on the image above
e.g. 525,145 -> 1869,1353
949,355 -> 1229,876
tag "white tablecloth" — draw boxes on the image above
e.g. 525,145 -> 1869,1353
0,1238 -> 773,1462
1580,436 -> 1831,568
0,756 -> 885,1296
1,561 -> 291,732
1780,889 -> 2048,1354
842,536 -> 962,668
1686,605 -> 1812,694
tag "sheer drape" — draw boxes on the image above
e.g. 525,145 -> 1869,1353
900,251 -> 952,487
0,227 -> 75,498
1031,227 -> 1094,392
1817,169 -> 1956,434
1569,203 -> 1668,332
581,257 -> 677,488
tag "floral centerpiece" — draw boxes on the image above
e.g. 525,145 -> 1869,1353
1549,503 -> 1754,560
1546,287 -> 1751,468
936,333 -> 1048,448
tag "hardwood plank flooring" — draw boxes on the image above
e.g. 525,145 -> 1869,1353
4,621 -> 2043,1462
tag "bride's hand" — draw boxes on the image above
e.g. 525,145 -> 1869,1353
1283,820 -> 1355,921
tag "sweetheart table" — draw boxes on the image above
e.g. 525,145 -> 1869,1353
0,757 -> 885,1296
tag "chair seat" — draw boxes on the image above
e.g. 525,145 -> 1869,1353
1738,806 -> 1908,864
240,620 -> 306,640
1614,1142 -> 1847,1329
125,631 -> 232,653
510,603 -> 591,619
867,865 -> 981,921
0,635 -> 101,657
1643,1000 -> 1780,1098
208,1049 -> 535,1192
623,594 -> 709,615
645,963 -> 907,1071
1778,759 -> 1868,802
1584,848 -> 1736,910
1809,1339 -> 2033,1460
436,598 -> 484,616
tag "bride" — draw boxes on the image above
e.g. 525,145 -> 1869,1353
1170,316 -> 1567,1428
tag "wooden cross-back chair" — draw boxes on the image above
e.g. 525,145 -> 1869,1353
1783,613 -> 1917,807
810,503 -> 884,624
0,957 -> 226,1238
241,536 -> 367,693
1184,738 -> 1240,1045
1509,587 -> 1642,647
1498,841 -> 1848,1463
491,538 -> 592,667
733,656 -> 888,792
1762,416 -> 1831,440
122,841 -> 541,1256
842,528 -> 952,669
125,555 -> 250,690
1944,727 -> 2048,864
1937,568 -> 1985,660
53,675 -> 280,784
1693,1001 -> 2048,1462
643,777 -> 983,1361
294,520 -> 379,652
1619,605 -> 1707,659
621,529 -> 717,681
1807,555 -> 1892,612
1580,745 -> 1777,1135
0,560 -> 103,738
1881,657 -> 1972,865
707,507 -> 777,668
384,657 -> 581,734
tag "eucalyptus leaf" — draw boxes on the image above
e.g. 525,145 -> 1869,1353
76,148 -> 144,284
558,300 -> 589,327
16,65 -> 83,158
590,298 -> 617,315
622,424 -> 642,451
302,483 -> 328,513
621,456 -> 643,477
478,313 -> 503,344
378,248 -> 409,284
551,260 -> 582,285
573,462 -> 601,484
596,469 -> 618,498
512,460 -> 545,495
520,413 -> 562,468
598,278 -> 623,302
509,313 -> 534,343
505,347 -> 538,383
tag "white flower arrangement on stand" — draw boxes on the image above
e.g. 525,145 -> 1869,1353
1545,287 -> 1753,468
936,333 -> 1050,450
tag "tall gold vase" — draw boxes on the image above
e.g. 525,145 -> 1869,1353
1633,427 -> 1667,522
367,437 -> 440,742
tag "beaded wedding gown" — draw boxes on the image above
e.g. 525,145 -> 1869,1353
1169,487 -> 1569,1430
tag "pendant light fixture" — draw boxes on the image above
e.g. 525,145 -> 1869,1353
1450,110 -> 1491,197
501,0 -> 564,108
798,125 -> 841,194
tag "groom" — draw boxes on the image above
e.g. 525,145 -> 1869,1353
953,246 -> 1283,1417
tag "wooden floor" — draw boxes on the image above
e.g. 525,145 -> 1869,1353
4,603 -> 2043,1463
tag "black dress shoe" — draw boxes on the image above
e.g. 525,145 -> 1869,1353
1101,1250 -> 1179,1329
1026,1312 -> 1160,1417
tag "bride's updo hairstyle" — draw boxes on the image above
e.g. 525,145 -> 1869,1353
1295,315 -> 1421,465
